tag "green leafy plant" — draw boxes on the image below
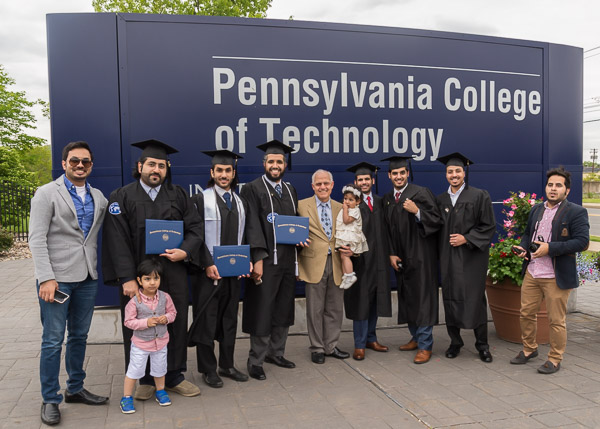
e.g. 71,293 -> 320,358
488,237 -> 524,285
488,191 -> 543,285
0,226 -> 13,253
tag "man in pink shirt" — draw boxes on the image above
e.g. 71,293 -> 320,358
512,167 -> 589,374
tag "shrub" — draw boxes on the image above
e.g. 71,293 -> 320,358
0,226 -> 14,253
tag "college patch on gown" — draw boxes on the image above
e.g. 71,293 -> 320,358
267,212 -> 278,223
108,202 -> 121,215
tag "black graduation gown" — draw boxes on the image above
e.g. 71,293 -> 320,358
188,191 -> 244,348
102,181 -> 203,374
383,183 -> 442,327
344,195 -> 392,320
436,186 -> 496,329
240,176 -> 299,336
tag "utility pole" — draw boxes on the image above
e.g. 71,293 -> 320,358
591,148 -> 598,173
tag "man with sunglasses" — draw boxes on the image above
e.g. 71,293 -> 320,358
30,141 -> 109,425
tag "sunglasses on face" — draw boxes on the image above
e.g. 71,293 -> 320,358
68,157 -> 92,168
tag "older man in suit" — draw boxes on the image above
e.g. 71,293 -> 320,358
29,141 -> 108,425
298,169 -> 351,364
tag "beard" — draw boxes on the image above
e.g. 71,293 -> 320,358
265,168 -> 285,182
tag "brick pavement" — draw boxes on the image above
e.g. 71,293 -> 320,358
2,258 -> 600,428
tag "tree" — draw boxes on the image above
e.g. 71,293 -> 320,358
0,146 -> 37,188
20,145 -> 52,185
0,65 -> 46,151
92,0 -> 272,18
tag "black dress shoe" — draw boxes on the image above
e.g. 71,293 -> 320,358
247,363 -> 266,380
445,346 -> 461,359
218,367 -> 249,382
64,388 -> 109,405
265,355 -> 296,368
41,403 -> 60,425
311,352 -> 325,364
479,350 -> 493,363
203,371 -> 224,388
325,347 -> 350,359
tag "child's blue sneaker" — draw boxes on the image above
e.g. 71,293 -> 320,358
155,389 -> 171,406
120,396 -> 135,414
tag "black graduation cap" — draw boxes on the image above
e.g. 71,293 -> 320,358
381,156 -> 414,182
131,139 -> 178,160
256,139 -> 294,170
437,152 -> 473,188
437,152 -> 473,168
347,162 -> 380,193
347,162 -> 379,177
202,149 -> 243,167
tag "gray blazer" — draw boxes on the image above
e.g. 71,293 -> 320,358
29,175 -> 108,284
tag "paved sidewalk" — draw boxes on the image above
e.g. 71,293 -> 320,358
2,258 -> 600,428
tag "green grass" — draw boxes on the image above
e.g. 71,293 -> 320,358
583,198 -> 600,203
591,236 -> 600,243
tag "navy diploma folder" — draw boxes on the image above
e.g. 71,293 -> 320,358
213,245 -> 251,277
275,215 -> 309,244
145,219 -> 184,254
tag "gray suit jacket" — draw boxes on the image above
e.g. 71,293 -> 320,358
29,175 -> 108,283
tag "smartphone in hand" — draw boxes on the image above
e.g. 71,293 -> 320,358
53,289 -> 70,304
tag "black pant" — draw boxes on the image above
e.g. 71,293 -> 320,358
447,323 -> 488,351
196,343 -> 235,373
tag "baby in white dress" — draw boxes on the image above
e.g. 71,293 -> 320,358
335,184 -> 369,289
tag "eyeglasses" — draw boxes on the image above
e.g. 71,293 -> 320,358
68,157 -> 92,168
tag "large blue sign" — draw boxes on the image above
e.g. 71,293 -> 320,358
47,14 -> 583,305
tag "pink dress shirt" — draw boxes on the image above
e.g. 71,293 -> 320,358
527,201 -> 560,279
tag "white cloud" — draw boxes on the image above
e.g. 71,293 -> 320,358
1,0 -> 598,155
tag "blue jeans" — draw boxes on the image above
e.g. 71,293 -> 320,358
38,277 -> 97,404
353,299 -> 379,348
408,324 -> 433,351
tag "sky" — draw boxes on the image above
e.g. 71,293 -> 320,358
1,0 -> 599,159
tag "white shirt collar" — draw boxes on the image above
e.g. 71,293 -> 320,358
395,184 -> 408,195
263,174 -> 281,189
139,180 -> 161,196
447,182 -> 466,197
315,195 -> 331,207
213,185 -> 231,199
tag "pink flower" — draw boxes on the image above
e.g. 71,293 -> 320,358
530,200 -> 535,206
532,193 -> 537,198
503,199 -> 510,204
508,211 -> 515,217
500,238 -> 505,242
507,231 -> 514,237
511,204 -> 517,210
519,192 -> 525,198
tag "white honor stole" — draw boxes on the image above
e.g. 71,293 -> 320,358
203,187 -> 245,256
261,176 -> 298,275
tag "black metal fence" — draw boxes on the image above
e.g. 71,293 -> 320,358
0,181 -> 36,242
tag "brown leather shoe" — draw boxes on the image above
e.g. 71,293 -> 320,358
366,341 -> 389,352
353,348 -> 365,360
398,340 -> 418,351
414,349 -> 432,364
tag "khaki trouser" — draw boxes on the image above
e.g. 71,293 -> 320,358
520,271 -> 571,365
